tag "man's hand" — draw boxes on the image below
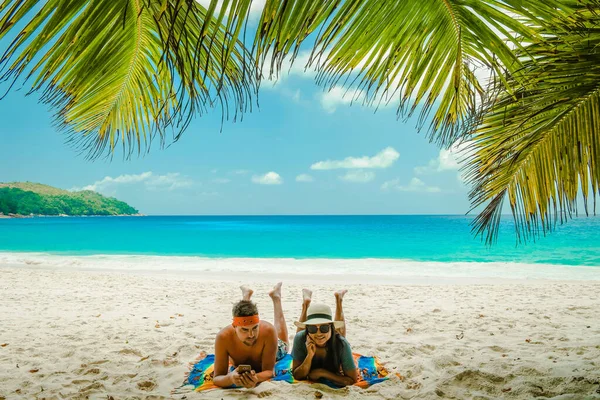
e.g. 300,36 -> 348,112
228,369 -> 244,387
306,337 -> 316,358
238,370 -> 258,388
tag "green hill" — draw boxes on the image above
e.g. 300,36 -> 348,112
0,182 -> 139,216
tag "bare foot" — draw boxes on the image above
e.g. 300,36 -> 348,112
335,289 -> 348,302
302,289 -> 312,307
240,285 -> 254,301
269,282 -> 282,300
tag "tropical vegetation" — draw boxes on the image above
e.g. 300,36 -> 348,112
0,0 -> 598,242
0,183 -> 138,216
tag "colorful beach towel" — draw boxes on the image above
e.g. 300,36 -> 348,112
175,351 -> 399,393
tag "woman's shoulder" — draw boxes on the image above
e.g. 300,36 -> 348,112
294,329 -> 307,343
337,334 -> 352,348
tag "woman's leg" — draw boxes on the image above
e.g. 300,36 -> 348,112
296,289 -> 312,333
334,290 -> 348,337
269,282 -> 289,346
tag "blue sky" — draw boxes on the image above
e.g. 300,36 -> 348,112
0,71 -> 472,215
0,5 -> 474,216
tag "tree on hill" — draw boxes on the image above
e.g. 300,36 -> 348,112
0,187 -> 138,216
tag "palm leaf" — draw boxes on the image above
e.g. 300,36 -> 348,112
465,1 -> 600,244
0,0 -> 256,159
248,0 -> 572,147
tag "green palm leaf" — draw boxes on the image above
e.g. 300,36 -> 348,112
249,0 -> 571,146
466,1 -> 600,243
0,0 -> 255,159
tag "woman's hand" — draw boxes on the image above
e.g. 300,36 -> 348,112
306,336 -> 316,358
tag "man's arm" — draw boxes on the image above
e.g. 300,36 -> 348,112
212,331 -> 239,388
256,325 -> 278,383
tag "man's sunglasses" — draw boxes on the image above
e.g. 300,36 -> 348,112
306,324 -> 331,334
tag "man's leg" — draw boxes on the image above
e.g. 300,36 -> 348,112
334,289 -> 348,337
240,285 -> 254,301
296,289 -> 312,333
268,282 -> 289,346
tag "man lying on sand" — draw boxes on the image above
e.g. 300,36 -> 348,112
213,283 -> 289,388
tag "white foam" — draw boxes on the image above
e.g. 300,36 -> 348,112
1,251 -> 599,282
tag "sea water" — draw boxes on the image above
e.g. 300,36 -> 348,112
0,215 -> 598,267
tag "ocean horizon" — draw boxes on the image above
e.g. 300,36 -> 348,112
1,214 -> 599,267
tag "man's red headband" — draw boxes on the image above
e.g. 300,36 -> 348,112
232,315 -> 260,327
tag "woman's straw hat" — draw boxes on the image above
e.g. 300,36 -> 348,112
294,303 -> 345,330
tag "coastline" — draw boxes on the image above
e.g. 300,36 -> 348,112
1,264 -> 599,399
1,251 -> 599,283
0,213 -> 144,218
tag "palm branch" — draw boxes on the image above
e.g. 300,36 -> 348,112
2,1 -> 572,158
0,0 -> 256,159
465,1 -> 600,243
246,0 -> 571,146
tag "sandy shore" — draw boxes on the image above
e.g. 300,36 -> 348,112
1,264 -> 600,399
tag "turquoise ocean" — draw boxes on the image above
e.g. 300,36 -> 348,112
1,215 -> 599,266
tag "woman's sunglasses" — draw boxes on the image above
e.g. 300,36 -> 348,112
306,324 -> 331,334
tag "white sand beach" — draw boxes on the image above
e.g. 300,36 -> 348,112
1,255 -> 600,399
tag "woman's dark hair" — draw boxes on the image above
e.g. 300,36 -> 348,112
307,323 -> 345,373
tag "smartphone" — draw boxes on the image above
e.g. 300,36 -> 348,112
237,364 -> 252,373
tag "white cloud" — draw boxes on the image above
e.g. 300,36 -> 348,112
195,0 -> 265,20
296,174 -> 314,183
261,50 -> 320,87
320,87 -> 362,113
311,147 -> 399,170
79,172 -> 153,191
414,141 -> 471,175
318,84 -> 397,114
381,177 -> 441,193
291,89 -> 301,103
212,178 -> 231,184
252,172 -> 283,185
339,170 -> 375,183
145,173 -> 194,191
71,172 -> 193,193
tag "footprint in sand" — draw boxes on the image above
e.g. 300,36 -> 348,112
137,380 -> 156,391
84,368 -> 100,375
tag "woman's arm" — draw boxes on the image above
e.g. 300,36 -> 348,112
292,338 -> 315,380
308,368 -> 357,386
292,352 -> 314,380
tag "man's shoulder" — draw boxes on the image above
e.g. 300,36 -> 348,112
259,320 -> 276,332
216,325 -> 234,341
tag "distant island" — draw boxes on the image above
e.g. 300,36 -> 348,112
0,182 -> 139,217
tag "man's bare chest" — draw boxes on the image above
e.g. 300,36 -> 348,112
228,342 -> 264,369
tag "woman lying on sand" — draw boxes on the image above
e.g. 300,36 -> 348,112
292,289 -> 358,386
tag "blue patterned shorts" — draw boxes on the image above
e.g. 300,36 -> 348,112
276,339 -> 289,361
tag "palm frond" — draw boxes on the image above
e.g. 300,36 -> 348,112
466,1 -> 600,244
0,0 -> 256,159
249,0 -> 573,147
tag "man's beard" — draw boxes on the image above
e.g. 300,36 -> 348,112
243,338 -> 257,346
